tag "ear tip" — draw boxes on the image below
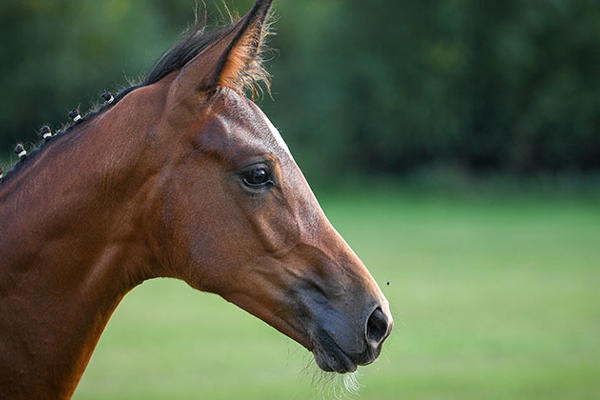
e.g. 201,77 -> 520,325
231,0 -> 273,33
254,0 -> 273,8
250,0 -> 274,18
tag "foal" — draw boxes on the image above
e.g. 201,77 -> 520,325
0,1 -> 392,398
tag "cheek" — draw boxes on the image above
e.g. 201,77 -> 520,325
183,214 -> 248,291
189,190 -> 301,291
237,184 -> 302,256
179,189 -> 255,291
159,163 -> 301,292
246,204 -> 300,255
155,165 -> 245,288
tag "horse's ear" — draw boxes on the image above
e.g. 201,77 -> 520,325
172,0 -> 273,99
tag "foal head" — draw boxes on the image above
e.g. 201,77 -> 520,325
142,0 -> 392,373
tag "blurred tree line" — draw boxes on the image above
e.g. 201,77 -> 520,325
0,0 -> 598,181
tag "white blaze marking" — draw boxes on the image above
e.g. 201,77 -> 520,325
265,116 -> 293,159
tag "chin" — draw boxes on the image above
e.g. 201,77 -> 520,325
311,330 -> 382,374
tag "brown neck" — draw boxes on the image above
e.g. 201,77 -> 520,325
0,85 -> 167,398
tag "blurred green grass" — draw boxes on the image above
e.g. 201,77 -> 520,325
75,188 -> 600,399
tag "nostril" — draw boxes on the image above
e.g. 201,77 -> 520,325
365,307 -> 389,346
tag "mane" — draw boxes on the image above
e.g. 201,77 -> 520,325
1,9 -> 272,183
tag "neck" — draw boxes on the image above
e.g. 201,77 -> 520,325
0,85 -> 167,398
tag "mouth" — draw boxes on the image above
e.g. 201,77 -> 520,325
312,331 -> 358,373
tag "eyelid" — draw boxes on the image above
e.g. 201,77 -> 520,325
238,160 -> 273,176
229,152 -> 277,172
242,159 -> 272,169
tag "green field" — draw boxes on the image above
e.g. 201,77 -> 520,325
75,188 -> 600,399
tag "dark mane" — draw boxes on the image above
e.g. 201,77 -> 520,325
1,12 -> 271,183
145,24 -> 231,86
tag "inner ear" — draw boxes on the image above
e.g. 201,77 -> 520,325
171,0 -> 273,100
217,19 -> 267,93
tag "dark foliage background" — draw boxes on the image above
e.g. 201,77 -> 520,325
1,0 -> 598,182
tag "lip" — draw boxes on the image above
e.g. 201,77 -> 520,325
312,331 -> 357,373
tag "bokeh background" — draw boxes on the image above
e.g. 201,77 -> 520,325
1,1 -> 598,399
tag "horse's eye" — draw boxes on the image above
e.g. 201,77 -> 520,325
241,166 -> 273,188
